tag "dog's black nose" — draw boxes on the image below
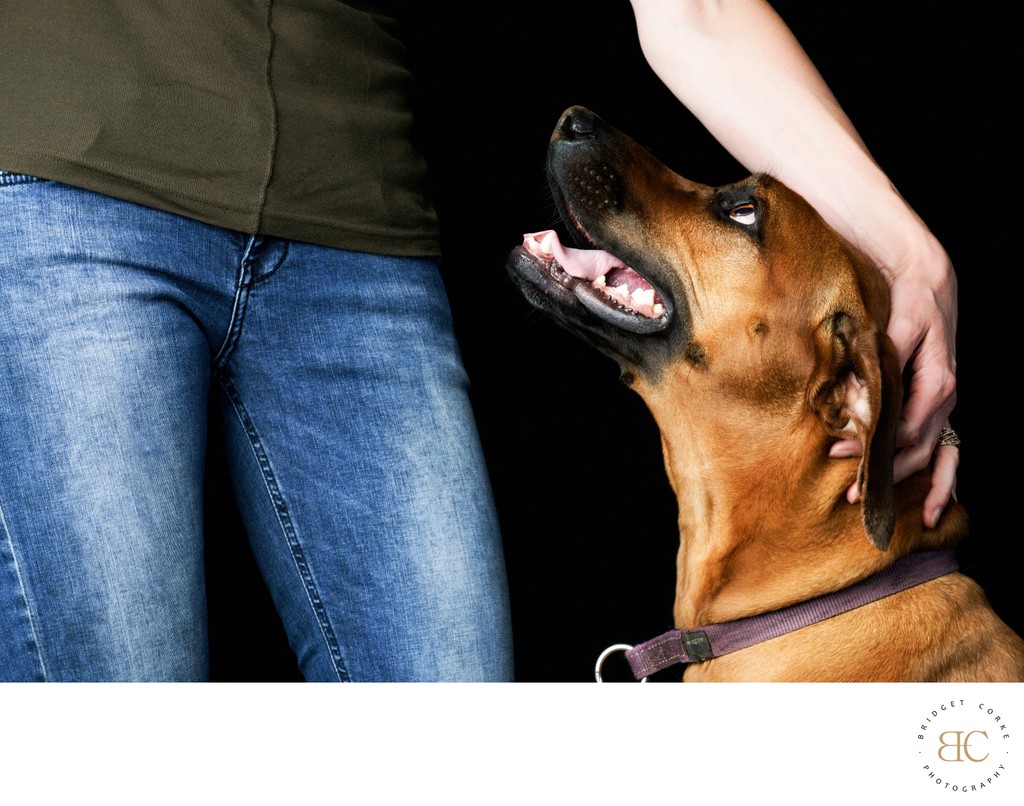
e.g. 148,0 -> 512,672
556,106 -> 598,142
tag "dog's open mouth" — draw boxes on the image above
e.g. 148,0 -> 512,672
519,229 -> 670,333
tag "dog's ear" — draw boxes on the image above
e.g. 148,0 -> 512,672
810,311 -> 902,550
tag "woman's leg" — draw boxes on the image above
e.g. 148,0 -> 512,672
216,240 -> 514,681
0,175 -> 216,681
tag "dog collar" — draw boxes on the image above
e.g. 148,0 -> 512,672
598,549 -> 959,681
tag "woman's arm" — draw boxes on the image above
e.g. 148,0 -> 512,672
629,0 -> 958,526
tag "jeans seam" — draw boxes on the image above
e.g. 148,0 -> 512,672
250,239 -> 288,285
219,376 -> 350,681
0,501 -> 49,681
212,237 -> 257,371
213,237 -> 288,370
0,171 -> 49,186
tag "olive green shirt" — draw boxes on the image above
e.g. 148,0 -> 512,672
0,0 -> 440,256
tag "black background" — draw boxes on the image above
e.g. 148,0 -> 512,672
204,2 -> 1019,682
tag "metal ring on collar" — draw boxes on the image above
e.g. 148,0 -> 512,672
595,643 -> 648,683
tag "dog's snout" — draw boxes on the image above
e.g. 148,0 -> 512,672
555,106 -> 602,143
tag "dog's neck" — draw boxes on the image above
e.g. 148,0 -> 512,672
638,382 -> 965,630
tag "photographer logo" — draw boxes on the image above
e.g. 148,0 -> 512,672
917,698 -> 1013,793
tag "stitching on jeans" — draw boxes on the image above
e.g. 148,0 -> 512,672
0,171 -> 49,187
214,237 -> 288,371
219,376 -> 351,681
212,237 -> 256,371
251,239 -> 288,285
0,501 -> 49,681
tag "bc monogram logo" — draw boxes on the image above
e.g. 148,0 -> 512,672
937,730 -> 989,763
915,699 -> 1014,794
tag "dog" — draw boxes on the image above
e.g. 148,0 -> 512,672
507,106 -> 1024,681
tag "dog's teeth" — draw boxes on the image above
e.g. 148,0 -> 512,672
631,288 -> 655,309
613,290 -> 631,307
597,281 -> 667,319
540,231 -> 555,256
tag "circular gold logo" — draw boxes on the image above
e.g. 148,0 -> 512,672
915,698 -> 1015,794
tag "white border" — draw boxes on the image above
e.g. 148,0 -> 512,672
3,683 -> 1021,802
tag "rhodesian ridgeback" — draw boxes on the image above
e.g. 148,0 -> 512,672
507,106 -> 1024,681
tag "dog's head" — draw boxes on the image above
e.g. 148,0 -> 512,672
508,106 -> 902,550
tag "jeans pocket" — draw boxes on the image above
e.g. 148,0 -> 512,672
0,170 -> 49,187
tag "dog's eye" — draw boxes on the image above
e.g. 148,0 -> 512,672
729,202 -> 757,226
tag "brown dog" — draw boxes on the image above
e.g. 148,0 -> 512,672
507,106 -> 1024,681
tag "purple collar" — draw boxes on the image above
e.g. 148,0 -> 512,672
603,549 -> 958,681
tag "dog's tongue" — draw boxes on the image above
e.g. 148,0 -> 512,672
522,229 -> 665,319
523,230 -> 626,280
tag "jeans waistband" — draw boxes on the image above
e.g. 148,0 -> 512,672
0,170 -> 46,186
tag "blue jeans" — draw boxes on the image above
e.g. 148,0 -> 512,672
0,173 -> 513,681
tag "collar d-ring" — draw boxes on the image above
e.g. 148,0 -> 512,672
595,643 -> 648,682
